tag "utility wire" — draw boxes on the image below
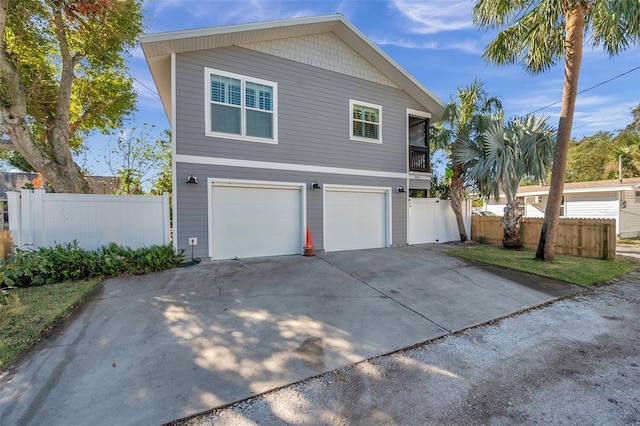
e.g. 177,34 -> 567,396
526,65 -> 640,115
125,64 -> 159,97
572,105 -> 636,130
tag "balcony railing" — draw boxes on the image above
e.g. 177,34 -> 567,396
409,145 -> 430,173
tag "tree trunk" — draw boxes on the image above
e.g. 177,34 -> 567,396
0,0 -> 90,193
449,162 -> 468,241
502,200 -> 523,249
536,3 -> 587,261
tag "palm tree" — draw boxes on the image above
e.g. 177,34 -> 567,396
473,0 -> 640,260
457,115 -> 556,248
432,79 -> 502,242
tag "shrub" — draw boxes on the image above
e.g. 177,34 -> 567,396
0,242 -> 183,288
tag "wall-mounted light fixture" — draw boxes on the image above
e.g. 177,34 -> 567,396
186,175 -> 198,184
396,186 -> 406,193
312,182 -> 321,189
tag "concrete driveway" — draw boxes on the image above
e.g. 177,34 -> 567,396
617,243 -> 640,260
0,245 -> 581,425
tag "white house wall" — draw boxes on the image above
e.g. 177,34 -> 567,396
565,193 -> 618,219
619,189 -> 640,238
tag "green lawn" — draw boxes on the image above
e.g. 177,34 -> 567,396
0,278 -> 102,369
618,237 -> 640,245
447,246 -> 639,286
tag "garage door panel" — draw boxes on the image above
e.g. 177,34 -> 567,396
212,186 -> 301,260
325,190 -> 387,252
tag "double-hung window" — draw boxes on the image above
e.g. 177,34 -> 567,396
350,100 -> 381,143
206,68 -> 277,143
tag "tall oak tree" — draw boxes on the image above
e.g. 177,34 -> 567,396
0,0 -> 143,192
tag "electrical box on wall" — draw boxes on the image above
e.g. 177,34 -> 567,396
188,237 -> 197,246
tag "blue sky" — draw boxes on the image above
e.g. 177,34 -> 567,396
86,0 -> 640,176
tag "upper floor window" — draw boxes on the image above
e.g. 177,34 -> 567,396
350,100 -> 381,143
206,68 -> 277,143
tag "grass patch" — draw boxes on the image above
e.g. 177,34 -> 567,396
618,237 -> 640,245
448,246 -> 639,286
0,278 -> 101,369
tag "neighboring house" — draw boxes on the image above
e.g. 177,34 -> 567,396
483,178 -> 640,237
0,172 -> 121,230
140,14 -> 446,260
0,172 -> 121,197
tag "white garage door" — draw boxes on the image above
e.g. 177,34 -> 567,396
211,185 -> 302,260
325,189 -> 388,252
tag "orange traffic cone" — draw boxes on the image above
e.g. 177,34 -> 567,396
303,227 -> 314,256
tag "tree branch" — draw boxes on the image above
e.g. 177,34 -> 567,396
49,1 -> 76,165
0,137 -> 14,150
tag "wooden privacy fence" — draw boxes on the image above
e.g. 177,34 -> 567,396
471,216 -> 616,259
0,229 -> 12,261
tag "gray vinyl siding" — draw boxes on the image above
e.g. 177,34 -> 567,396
175,46 -> 427,173
175,162 -> 407,258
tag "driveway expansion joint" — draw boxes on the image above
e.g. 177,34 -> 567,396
317,255 -> 452,334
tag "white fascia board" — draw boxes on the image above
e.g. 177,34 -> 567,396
175,154 -> 408,180
515,186 -> 636,198
139,14 -> 342,45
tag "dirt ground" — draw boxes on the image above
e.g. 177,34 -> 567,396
175,271 -> 640,426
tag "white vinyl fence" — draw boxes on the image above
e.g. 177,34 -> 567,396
408,198 -> 472,244
8,189 -> 171,251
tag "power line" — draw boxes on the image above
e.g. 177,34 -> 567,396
124,65 -> 159,97
572,105 -> 636,130
526,65 -> 640,115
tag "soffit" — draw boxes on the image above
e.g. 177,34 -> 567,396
140,14 -> 446,123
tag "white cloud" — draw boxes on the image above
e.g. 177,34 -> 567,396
373,35 -> 482,54
574,95 -> 615,108
372,36 -> 438,49
572,101 -> 637,135
147,0 -> 318,29
392,0 -> 475,34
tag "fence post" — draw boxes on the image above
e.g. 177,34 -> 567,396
162,191 -> 171,245
602,223 -> 609,260
20,189 -> 35,248
33,189 -> 45,248
7,191 -> 21,250
464,198 -> 472,238
578,221 -> 583,258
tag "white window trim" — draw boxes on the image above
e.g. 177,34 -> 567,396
204,67 -> 278,144
350,99 -> 382,144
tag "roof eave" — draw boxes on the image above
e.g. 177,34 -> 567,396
140,14 -> 446,123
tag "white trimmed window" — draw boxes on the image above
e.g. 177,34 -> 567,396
350,100 -> 381,143
205,68 -> 277,143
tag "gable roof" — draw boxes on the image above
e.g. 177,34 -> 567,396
516,178 -> 640,197
140,14 -> 446,123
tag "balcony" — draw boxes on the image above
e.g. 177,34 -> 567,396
409,145 -> 430,173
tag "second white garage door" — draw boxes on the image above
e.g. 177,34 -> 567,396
324,188 -> 388,252
211,184 -> 302,260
